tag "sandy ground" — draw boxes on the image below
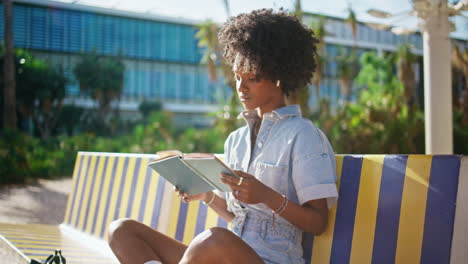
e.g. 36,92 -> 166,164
0,177 -> 73,263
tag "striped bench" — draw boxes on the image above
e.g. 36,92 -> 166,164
0,152 -> 466,264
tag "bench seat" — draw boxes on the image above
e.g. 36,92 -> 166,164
0,152 -> 466,263
0,223 -> 117,263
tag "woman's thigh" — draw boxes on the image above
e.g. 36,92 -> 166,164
108,218 -> 187,264
180,227 -> 264,264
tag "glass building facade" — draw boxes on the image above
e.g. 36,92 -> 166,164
1,0 -> 466,126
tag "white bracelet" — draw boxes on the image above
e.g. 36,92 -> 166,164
203,192 -> 215,205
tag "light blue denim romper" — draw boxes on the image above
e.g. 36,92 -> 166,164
223,105 -> 338,264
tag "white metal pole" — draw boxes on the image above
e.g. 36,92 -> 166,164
417,0 -> 454,154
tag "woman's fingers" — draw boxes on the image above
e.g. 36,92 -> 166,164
221,173 -> 246,186
220,177 -> 240,190
233,170 -> 255,178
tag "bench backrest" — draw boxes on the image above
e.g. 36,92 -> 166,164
63,152 -> 467,264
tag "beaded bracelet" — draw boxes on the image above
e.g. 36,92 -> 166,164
272,195 -> 288,227
203,192 -> 216,205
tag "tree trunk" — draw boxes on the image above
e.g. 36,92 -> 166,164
3,0 -> 17,129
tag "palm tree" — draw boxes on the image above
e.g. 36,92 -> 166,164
285,0 -> 311,117
195,20 -> 219,82
396,43 -> 417,106
309,15 -> 327,101
336,6 -> 359,104
452,44 -> 468,125
3,0 -> 17,129
345,6 -> 358,43
195,18 -> 238,136
337,47 -> 358,104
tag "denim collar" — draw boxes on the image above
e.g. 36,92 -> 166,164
237,104 -> 302,120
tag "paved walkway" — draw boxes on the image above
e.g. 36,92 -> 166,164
0,178 -> 72,262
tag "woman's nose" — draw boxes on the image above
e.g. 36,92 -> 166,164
236,78 -> 246,92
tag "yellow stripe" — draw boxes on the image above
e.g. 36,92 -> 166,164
130,158 -> 150,220
5,236 -> 63,242
77,156 -> 98,230
395,155 -> 432,264
69,155 -> 90,226
103,156 -> 126,238
182,202 -> 200,244
64,154 -> 83,224
9,239 -> 77,246
15,244 -> 98,252
349,155 -> 385,264
93,156 -> 116,237
0,229 -> 61,235
85,156 -> 106,233
142,170 -> 160,226
118,158 -> 137,219
166,192 -> 181,238
20,248 -> 109,257
311,155 -> 344,263
2,231 -> 62,238
204,207 -> 219,230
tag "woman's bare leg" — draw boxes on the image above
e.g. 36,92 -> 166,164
180,227 -> 264,264
108,218 -> 187,264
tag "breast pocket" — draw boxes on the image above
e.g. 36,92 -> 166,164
255,162 -> 288,195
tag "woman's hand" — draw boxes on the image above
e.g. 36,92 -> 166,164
220,170 -> 274,205
174,187 -> 212,204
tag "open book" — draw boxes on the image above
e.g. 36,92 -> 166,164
148,150 -> 239,196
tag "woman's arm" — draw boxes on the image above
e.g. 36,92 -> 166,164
178,190 -> 235,222
202,192 -> 235,222
221,171 -> 328,235
263,189 -> 328,235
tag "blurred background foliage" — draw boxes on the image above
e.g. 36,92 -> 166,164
1,8 -> 467,185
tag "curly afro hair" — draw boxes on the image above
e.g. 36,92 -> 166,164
218,8 -> 319,96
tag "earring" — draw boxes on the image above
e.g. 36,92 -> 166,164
276,80 -> 281,87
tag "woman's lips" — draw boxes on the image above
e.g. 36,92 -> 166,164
240,95 -> 250,101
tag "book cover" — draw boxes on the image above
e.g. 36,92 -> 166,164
147,152 -> 238,196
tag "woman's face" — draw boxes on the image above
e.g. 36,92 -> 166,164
234,70 -> 284,113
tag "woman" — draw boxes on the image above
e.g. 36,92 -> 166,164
108,8 -> 338,264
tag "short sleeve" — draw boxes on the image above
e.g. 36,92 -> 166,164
291,124 -> 338,209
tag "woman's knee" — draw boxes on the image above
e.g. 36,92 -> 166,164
181,227 -> 235,263
107,218 -> 138,245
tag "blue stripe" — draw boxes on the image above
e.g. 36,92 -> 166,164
72,156 -> 92,227
217,217 -> 228,228
150,176 -> 167,229
302,233 -> 314,264
125,158 -> 142,218
67,155 -> 84,224
82,156 -> 101,231
421,155 -> 461,264
112,157 -> 129,221
90,157 -> 109,235
194,203 -> 208,236
138,165 -> 153,222
372,155 -> 407,264
175,201 -> 189,241
99,156 -> 119,238
330,156 -> 363,264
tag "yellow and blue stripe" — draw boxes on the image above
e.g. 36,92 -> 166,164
304,155 -> 461,264
2,152 -> 463,264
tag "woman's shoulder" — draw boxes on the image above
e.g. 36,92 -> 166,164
281,116 -> 321,136
283,117 -> 332,155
